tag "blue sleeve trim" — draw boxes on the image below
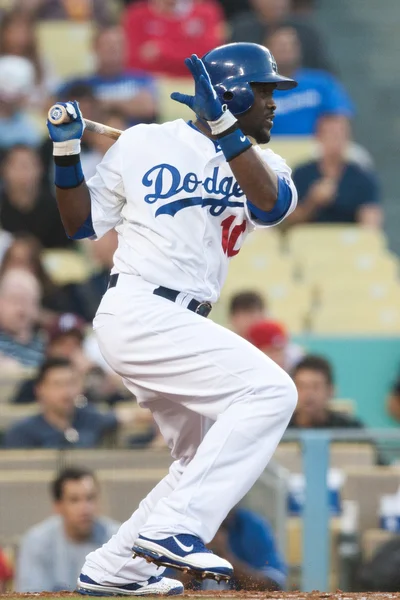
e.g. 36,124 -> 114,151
247,176 -> 292,224
69,211 -> 95,240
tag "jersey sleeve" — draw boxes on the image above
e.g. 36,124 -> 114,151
86,139 -> 126,240
243,148 -> 298,229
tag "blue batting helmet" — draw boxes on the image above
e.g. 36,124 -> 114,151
202,42 -> 297,116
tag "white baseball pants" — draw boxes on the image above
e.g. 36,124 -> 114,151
83,274 -> 297,584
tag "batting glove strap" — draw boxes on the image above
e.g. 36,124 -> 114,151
217,127 -> 252,162
54,153 -> 84,189
207,108 -> 237,136
53,139 -> 81,156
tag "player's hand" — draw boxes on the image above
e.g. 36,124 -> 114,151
46,100 -> 85,142
171,54 -> 224,122
308,177 -> 337,207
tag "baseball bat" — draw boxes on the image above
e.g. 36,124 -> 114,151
48,104 -> 123,141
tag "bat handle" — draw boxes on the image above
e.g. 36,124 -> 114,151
48,104 -> 70,125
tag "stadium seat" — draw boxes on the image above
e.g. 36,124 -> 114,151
0,405 -> 38,432
311,303 -> 400,334
317,279 -> 400,307
329,398 -> 356,415
342,466 -> 400,532
0,369 -> 35,404
299,251 -> 399,286
36,21 -> 94,79
0,468 -> 168,542
265,137 -> 315,169
157,77 -> 194,123
222,255 -> 295,299
0,450 -> 59,472
240,227 -> 282,254
42,248 -> 92,285
274,442 -> 375,473
361,528 -> 395,561
287,224 -> 387,258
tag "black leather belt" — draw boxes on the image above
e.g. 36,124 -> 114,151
107,274 -> 212,318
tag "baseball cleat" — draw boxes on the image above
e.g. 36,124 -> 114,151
132,534 -> 233,582
77,573 -> 184,596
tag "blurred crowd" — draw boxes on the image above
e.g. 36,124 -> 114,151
0,0 -> 392,594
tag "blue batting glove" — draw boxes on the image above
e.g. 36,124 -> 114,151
171,54 -> 224,122
47,101 -> 85,156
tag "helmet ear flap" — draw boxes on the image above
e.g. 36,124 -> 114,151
215,82 -> 255,116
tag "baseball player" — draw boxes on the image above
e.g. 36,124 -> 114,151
47,43 -> 298,596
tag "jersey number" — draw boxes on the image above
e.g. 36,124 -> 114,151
221,216 -> 246,257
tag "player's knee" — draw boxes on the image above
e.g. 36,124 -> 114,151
258,370 -> 297,418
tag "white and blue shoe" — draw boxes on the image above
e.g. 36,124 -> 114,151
77,573 -> 184,596
131,534 -> 233,582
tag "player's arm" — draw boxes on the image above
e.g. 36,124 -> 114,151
46,102 -> 125,240
171,55 -> 294,223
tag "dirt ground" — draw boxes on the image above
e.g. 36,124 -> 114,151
2,592 -> 400,600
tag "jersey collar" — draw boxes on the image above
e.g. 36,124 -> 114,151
186,120 -> 221,153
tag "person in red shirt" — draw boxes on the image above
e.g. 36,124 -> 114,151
0,548 -> 13,592
122,0 -> 225,77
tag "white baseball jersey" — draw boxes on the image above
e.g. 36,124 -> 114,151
87,119 -> 297,303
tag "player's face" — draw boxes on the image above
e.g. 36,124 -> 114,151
55,476 -> 99,540
237,83 -> 277,145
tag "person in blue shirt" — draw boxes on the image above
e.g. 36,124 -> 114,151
57,26 -> 158,127
265,26 -> 353,136
288,116 -> 382,227
3,357 -> 119,449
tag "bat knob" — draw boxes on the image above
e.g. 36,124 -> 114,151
48,104 -> 69,125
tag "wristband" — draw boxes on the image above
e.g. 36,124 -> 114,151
217,127 -> 252,162
53,139 -> 81,156
54,154 -> 84,189
207,109 -> 237,135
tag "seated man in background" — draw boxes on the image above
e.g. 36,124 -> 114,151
0,268 -> 44,370
3,357 -> 126,448
289,355 -> 364,429
15,467 -> 119,592
230,0 -> 333,72
13,312 -> 128,407
228,290 -> 266,336
122,0 -> 225,77
266,26 -> 353,136
58,26 -> 158,127
289,116 -> 382,227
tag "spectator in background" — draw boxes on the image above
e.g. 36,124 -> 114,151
0,10 -> 58,108
0,55 -> 42,150
266,26 -> 353,136
0,145 -> 71,248
15,0 -> 116,24
215,0 -> 249,19
2,357 -> 128,448
15,467 -> 119,592
228,291 -> 266,336
230,0 -> 333,72
0,549 -> 12,592
289,355 -> 364,429
13,312 -> 128,407
58,26 -> 157,127
123,0 -> 225,77
0,233 -> 77,321
288,116 -> 382,227
0,269 -> 44,370
245,319 -> 288,370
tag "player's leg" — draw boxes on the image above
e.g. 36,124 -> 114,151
80,402 -> 209,587
94,277 -> 297,576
